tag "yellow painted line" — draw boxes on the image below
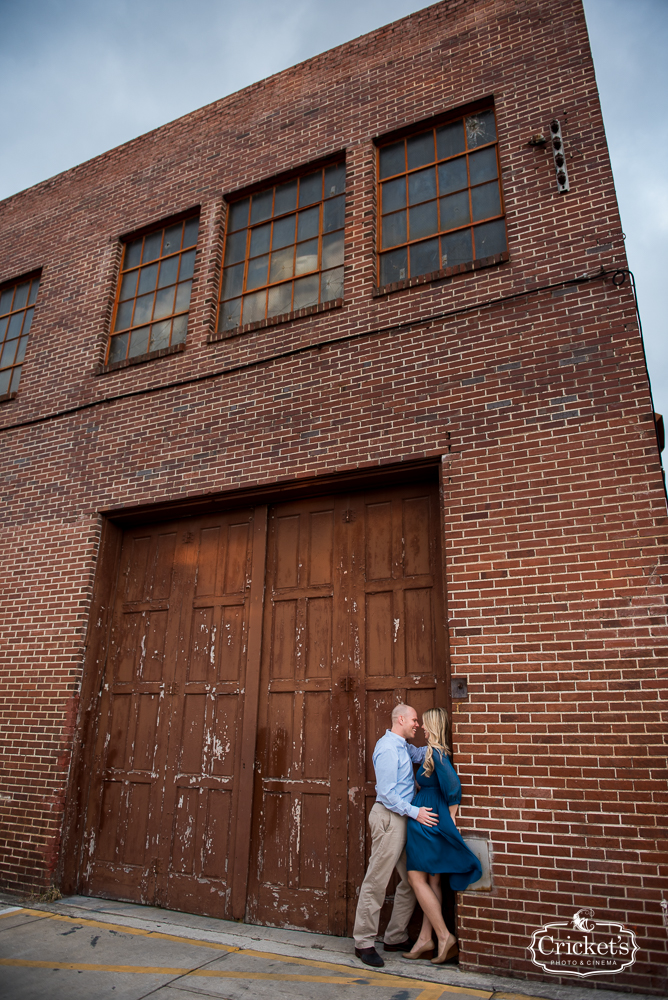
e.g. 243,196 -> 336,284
7,908 -> 493,997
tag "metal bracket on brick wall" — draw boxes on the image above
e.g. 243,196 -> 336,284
550,119 -> 569,193
451,677 -> 468,699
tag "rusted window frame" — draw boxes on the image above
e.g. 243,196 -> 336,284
216,157 -> 346,337
106,211 -> 200,366
375,103 -> 507,289
0,271 -> 41,400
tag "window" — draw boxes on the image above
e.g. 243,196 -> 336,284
377,109 -> 506,287
108,216 -> 199,364
0,275 -> 40,396
218,162 -> 345,333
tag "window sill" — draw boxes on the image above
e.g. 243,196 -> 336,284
0,391 -> 18,404
208,297 -> 344,343
97,341 -> 185,375
373,251 -> 509,296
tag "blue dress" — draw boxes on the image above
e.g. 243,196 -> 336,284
405,752 -> 483,890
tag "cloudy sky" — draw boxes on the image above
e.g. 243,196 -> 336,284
1,0 -> 666,426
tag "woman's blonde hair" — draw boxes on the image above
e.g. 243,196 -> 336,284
422,707 -> 451,777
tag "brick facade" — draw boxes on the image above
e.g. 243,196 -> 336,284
0,0 -> 666,992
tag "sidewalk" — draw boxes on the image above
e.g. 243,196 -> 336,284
0,893 -> 659,1000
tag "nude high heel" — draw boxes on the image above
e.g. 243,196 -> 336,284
431,937 -> 458,964
402,940 -> 435,959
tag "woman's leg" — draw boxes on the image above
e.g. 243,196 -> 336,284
407,871 -> 455,955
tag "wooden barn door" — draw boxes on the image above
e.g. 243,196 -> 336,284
246,482 -> 447,935
79,478 -> 446,935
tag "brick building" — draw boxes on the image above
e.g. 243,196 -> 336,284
0,0 -> 666,992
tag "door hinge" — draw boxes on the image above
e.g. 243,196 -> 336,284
165,681 -> 178,696
337,879 -> 355,899
340,677 -> 356,693
342,509 -> 356,523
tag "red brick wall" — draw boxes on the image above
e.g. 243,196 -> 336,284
0,0 -> 666,991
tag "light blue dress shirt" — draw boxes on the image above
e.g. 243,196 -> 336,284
373,729 -> 427,820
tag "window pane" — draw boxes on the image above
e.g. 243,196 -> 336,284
228,199 -> 249,232
163,224 -> 182,255
295,239 -> 318,274
321,267 -> 343,302
114,299 -> 134,331
7,313 -> 23,339
267,282 -> 292,318
250,223 -> 271,257
293,274 -> 319,310
9,366 -> 21,392
27,280 -> 39,305
221,263 -> 244,301
22,308 -> 34,337
440,190 -> 470,230
410,238 -> 440,277
120,271 -> 138,300
469,146 -> 498,185
158,255 -> 179,289
133,292 -> 154,325
13,283 -> 29,310
250,189 -> 273,224
298,206 -> 320,242
272,214 -> 296,249
150,319 -> 172,352
246,254 -> 269,290
379,141 -> 405,179
441,229 -> 472,268
153,286 -> 176,319
175,280 -> 192,312
323,195 -> 344,233
270,247 -> 294,283
225,229 -> 248,264
15,336 -> 29,364
406,131 -> 434,170
171,314 -> 188,343
0,289 -> 13,314
109,333 -> 128,362
242,289 -> 266,324
325,163 -> 345,197
0,338 -> 17,367
274,180 -> 298,215
408,167 -> 436,205
436,120 -> 466,159
379,247 -> 408,285
142,232 -> 162,262
125,239 -> 142,269
137,262 -> 159,295
322,230 -> 344,269
178,248 -> 196,281
128,325 -> 150,357
219,297 -> 241,331
183,217 -> 199,247
473,219 -> 507,258
466,110 -> 496,148
409,200 -> 438,240
381,210 -> 406,249
299,172 -> 322,206
0,318 -> 6,340
438,156 -> 467,195
471,181 -> 501,221
381,177 -> 406,215
0,369 -> 11,395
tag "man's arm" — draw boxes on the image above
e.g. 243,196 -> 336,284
407,744 -> 427,764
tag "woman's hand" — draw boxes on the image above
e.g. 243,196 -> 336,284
416,806 -> 439,827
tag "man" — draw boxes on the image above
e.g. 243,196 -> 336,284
353,703 -> 439,968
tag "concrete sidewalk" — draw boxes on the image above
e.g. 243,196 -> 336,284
0,894 -> 659,1000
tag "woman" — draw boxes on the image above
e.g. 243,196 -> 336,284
403,707 -> 482,964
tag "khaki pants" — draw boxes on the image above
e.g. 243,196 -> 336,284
353,802 -> 416,949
